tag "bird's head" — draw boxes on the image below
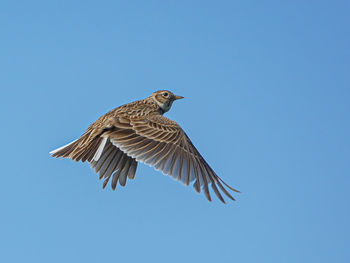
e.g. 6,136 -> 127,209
149,90 -> 184,113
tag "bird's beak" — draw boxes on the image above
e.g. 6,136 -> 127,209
174,95 -> 184,100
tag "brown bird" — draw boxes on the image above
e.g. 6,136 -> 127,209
50,90 -> 240,203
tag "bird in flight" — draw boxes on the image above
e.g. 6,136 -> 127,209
50,90 -> 240,203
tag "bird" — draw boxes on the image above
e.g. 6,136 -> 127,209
50,90 -> 240,203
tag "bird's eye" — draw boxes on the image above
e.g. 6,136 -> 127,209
163,92 -> 169,97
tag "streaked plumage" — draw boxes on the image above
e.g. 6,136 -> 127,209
50,90 -> 240,203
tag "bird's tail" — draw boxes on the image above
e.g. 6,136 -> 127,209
50,130 -> 103,163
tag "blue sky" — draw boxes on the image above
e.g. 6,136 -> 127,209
1,1 -> 349,262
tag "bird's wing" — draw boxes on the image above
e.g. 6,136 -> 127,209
89,139 -> 138,190
104,114 -> 239,203
50,119 -> 138,190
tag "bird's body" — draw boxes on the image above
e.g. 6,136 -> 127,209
50,90 -> 239,203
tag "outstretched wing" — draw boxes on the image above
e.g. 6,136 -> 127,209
103,114 -> 240,203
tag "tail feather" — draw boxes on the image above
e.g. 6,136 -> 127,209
92,138 -> 107,161
50,131 -> 102,163
82,138 -> 103,163
50,139 -> 79,158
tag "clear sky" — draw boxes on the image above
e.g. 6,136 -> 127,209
1,1 -> 349,262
